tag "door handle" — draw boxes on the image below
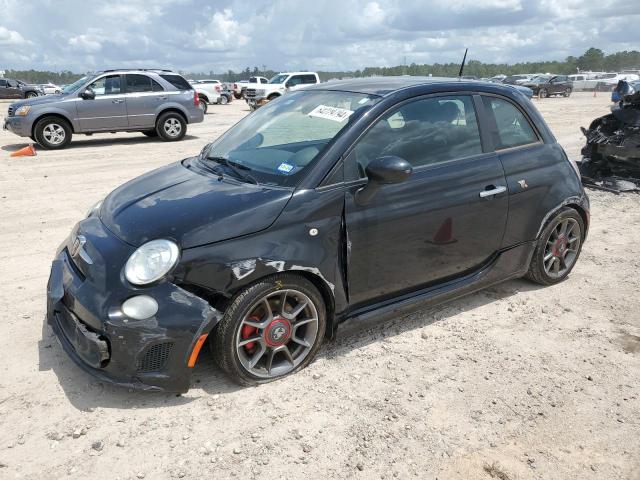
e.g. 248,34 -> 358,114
157,96 -> 168,100
479,185 -> 507,198
112,99 -> 124,104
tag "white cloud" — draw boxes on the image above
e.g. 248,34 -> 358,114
0,0 -> 638,72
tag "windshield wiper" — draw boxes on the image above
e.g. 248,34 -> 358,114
204,156 -> 259,185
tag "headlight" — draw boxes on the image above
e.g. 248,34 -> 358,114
125,239 -> 180,285
86,200 -> 103,218
15,106 -> 31,116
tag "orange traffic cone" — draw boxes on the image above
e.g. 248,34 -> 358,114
10,144 -> 37,157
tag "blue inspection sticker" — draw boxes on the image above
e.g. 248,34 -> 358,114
277,162 -> 295,174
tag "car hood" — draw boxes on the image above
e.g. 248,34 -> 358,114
100,160 -> 293,248
10,94 -> 66,108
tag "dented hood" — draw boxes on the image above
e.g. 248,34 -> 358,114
100,160 -> 293,248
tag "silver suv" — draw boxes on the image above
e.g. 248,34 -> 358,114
3,69 -> 204,149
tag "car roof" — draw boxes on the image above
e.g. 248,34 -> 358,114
93,69 -> 180,76
305,76 -> 529,97
278,72 -> 317,76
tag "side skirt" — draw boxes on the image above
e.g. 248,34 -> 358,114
338,241 -> 535,330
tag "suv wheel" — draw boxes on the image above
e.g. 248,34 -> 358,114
526,207 -> 584,285
26,92 -> 38,98
539,89 -> 548,98
233,92 -> 242,99
198,97 -> 208,114
218,95 -> 228,105
564,88 -> 572,97
156,112 -> 186,142
212,274 -> 327,385
34,116 -> 72,149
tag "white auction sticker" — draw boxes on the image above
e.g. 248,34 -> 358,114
308,105 -> 354,122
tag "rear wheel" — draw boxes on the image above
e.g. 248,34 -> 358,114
218,95 -> 228,105
233,92 -> 242,99
212,274 -> 326,385
156,112 -> 186,142
34,116 -> 72,149
526,207 -> 584,285
26,92 -> 38,98
198,97 -> 208,114
539,89 -> 548,98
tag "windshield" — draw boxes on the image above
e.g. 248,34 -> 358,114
202,90 -> 379,187
62,76 -> 90,94
269,74 -> 289,84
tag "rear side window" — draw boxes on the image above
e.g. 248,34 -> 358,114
302,74 -> 317,84
126,74 -> 164,93
482,97 -> 538,150
159,74 -> 192,90
353,95 -> 483,173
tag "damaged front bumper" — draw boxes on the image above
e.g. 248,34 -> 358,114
46,217 -> 223,392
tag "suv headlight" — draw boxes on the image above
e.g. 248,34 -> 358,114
15,106 -> 31,116
125,239 -> 180,285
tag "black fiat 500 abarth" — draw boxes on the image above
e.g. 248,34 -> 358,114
47,78 -> 589,392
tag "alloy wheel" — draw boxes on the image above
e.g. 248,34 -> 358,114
543,218 -> 581,279
163,118 -> 182,137
42,123 -> 66,145
236,289 -> 319,379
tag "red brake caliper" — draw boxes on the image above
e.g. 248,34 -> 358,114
241,315 -> 260,352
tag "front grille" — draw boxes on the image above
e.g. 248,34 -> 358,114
136,342 -> 174,372
7,106 -> 14,117
245,88 -> 256,98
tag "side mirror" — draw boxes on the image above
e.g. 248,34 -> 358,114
356,156 -> 412,205
80,88 -> 95,100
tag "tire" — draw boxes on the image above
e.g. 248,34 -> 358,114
156,111 -> 186,142
564,88 -> 572,97
267,94 -> 280,101
198,97 -> 208,114
525,207 -> 584,286
142,130 -> 158,137
34,116 -> 72,149
539,89 -> 548,99
233,93 -> 242,99
212,273 -> 327,385
218,95 -> 228,105
26,92 -> 38,98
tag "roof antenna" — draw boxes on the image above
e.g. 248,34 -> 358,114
458,48 -> 468,78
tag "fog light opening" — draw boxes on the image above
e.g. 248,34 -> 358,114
122,296 -> 158,320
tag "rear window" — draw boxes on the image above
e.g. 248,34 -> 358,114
482,96 -> 539,150
160,74 -> 192,90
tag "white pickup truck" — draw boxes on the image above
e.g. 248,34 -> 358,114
245,72 -> 320,110
233,76 -> 268,99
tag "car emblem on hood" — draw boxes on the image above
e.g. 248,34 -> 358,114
71,234 -> 93,264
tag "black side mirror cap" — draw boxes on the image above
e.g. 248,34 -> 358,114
356,156 -> 412,205
80,88 -> 95,100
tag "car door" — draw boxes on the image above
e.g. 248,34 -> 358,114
479,95 -> 559,246
344,94 -> 508,307
123,74 -> 165,128
5,80 -> 22,98
285,75 -> 306,91
76,74 -> 128,131
0,79 -> 8,98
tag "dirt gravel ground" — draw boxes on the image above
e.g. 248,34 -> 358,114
0,92 -> 639,480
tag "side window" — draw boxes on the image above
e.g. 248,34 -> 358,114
0,79 -> 6,87
482,96 -> 538,150
352,95 -> 482,176
87,75 -> 122,96
260,78 -> 268,84
302,74 -> 317,84
287,75 -> 304,87
159,74 -> 192,90
151,79 -> 164,92
125,74 -> 153,93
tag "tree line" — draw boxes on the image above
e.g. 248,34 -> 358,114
4,48 -> 639,84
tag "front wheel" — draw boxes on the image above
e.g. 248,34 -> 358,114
212,274 -> 327,385
198,97 -> 208,114
539,89 -> 548,98
564,88 -> 572,97
26,92 -> 38,98
218,95 -> 228,105
34,116 -> 72,149
156,112 -> 186,142
526,207 -> 584,285
233,93 -> 242,99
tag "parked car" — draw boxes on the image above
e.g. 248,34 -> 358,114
502,74 -> 538,85
245,71 -> 320,109
3,69 -> 203,149
40,82 -> 62,94
233,76 -> 268,99
0,78 -> 44,99
521,75 -> 573,98
189,80 -> 221,114
595,73 -> 640,91
46,77 -> 589,392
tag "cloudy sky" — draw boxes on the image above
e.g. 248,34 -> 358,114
1,0 -> 638,73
